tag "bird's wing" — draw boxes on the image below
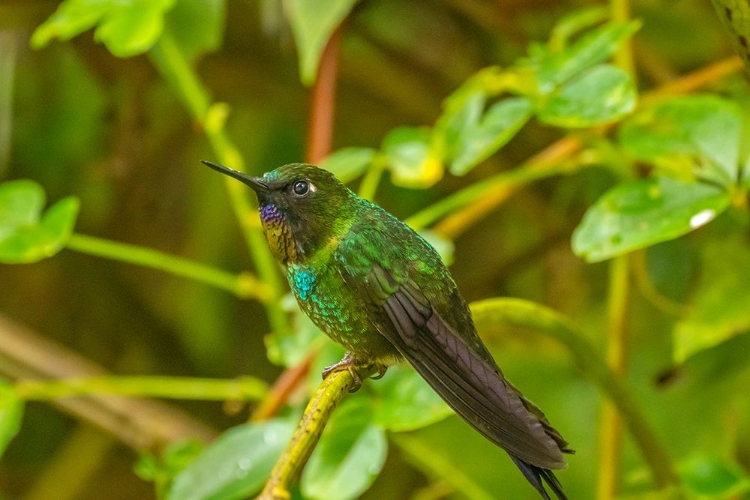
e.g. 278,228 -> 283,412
338,232 -> 568,469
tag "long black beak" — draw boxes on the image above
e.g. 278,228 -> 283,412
201,160 -> 268,192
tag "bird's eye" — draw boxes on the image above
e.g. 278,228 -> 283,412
292,180 -> 311,197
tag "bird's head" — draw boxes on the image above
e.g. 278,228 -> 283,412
203,161 -> 357,265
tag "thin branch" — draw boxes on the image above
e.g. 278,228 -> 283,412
148,26 -> 291,338
470,298 -> 680,489
0,314 -> 216,451
256,367 -> 371,500
406,148 -> 576,232
16,375 -> 268,402
66,233 -> 270,301
597,255 -> 631,499
250,353 -> 314,422
306,26 -> 342,164
429,136 -> 582,238
631,249 -> 689,316
596,1 -> 637,493
641,56 -> 743,103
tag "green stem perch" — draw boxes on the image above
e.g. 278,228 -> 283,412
66,233 -> 268,300
148,28 -> 291,337
257,367 -> 371,500
16,375 -> 268,402
470,298 -> 680,489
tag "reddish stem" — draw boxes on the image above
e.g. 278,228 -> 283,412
306,26 -> 342,164
250,353 -> 314,421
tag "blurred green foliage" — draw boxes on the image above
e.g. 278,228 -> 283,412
2,0 -> 750,499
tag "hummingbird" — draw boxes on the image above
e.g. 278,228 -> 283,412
202,161 -> 572,499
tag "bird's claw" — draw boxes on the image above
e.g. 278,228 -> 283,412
322,353 -> 389,392
369,363 -> 388,380
322,352 -> 362,392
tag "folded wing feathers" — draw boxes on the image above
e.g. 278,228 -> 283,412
384,290 -> 566,469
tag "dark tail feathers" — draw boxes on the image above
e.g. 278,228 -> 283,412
510,456 -> 567,500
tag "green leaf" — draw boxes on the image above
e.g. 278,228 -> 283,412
619,95 -> 744,187
32,0 -> 177,58
0,380 -> 23,458
548,7 -> 609,49
166,0 -> 225,61
319,147 -> 375,184
572,177 -> 730,262
674,237 -> 750,362
284,0 -> 358,86
432,66 -> 534,171
538,64 -> 636,128
450,97 -> 533,175
533,20 -> 640,93
679,455 -> 749,496
31,0 -> 109,48
95,1 -> 175,57
167,419 -> 295,500
0,180 -> 80,264
371,365 -> 452,432
0,180 -> 44,239
383,127 -> 443,188
135,439 -> 204,495
301,398 -> 387,500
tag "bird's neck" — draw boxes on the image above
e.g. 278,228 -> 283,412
261,207 -> 360,268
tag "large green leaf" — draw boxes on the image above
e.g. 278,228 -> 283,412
0,180 -> 79,264
31,0 -> 177,58
537,64 -> 636,128
284,0 -> 358,86
572,177 -> 730,262
167,419 -> 295,500
619,95 -> 744,187
371,365 -> 452,432
674,237 -> 750,362
450,97 -> 533,175
301,398 -> 387,500
0,380 -> 23,458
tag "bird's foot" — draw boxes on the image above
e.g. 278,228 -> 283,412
322,353 -> 389,392
322,352 -> 363,392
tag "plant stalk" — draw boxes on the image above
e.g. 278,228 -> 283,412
66,233 -> 268,300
